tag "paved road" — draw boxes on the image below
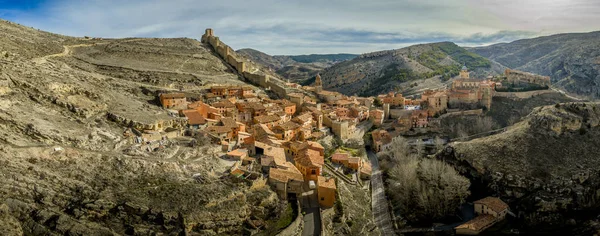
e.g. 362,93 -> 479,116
368,150 -> 396,235
300,190 -> 321,236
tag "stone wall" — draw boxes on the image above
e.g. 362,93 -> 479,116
276,202 -> 303,236
331,121 -> 349,140
494,90 -> 556,99
438,109 -> 483,119
505,69 -> 551,86
202,29 -> 292,98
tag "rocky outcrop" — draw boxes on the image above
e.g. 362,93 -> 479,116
437,102 -> 600,234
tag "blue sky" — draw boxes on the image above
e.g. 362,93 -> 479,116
2,0 -> 600,55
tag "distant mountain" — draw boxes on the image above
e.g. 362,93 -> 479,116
236,48 -> 357,83
468,31 -> 600,99
320,42 -> 501,96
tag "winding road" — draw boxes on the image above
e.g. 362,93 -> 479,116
368,150 -> 395,235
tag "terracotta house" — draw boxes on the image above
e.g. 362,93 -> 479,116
281,100 -> 297,116
347,157 -> 360,170
474,197 -> 509,220
181,109 -> 207,129
371,129 -> 392,153
227,148 -> 248,161
253,115 -> 282,129
359,160 -> 372,179
455,197 -> 509,235
159,93 -> 187,110
411,110 -> 429,128
455,215 -> 497,235
268,167 -> 304,200
294,148 -> 324,181
273,121 -> 301,141
331,153 -> 349,166
317,176 -> 336,208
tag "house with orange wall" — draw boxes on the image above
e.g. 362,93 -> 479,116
294,148 -> 324,181
159,93 -> 187,110
317,176 -> 336,208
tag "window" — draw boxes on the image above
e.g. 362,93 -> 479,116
321,197 -> 324,201
311,170 -> 316,175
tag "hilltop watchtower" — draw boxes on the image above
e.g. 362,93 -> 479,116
315,73 -> 323,93
201,28 -> 214,43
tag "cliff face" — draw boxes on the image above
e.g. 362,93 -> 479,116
469,31 -> 600,99
438,102 -> 600,234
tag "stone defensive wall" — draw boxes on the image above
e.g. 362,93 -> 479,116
438,109 -> 483,119
494,89 -> 556,99
504,69 -> 551,86
323,115 -> 349,140
201,29 -> 294,98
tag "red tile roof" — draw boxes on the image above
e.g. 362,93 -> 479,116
295,148 -> 324,168
331,153 -> 349,162
454,215 -> 496,232
318,176 -> 336,189
475,197 -> 509,213
270,167 -> 304,182
182,110 -> 206,125
161,93 -> 185,99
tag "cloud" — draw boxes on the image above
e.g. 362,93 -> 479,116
3,0 -> 599,54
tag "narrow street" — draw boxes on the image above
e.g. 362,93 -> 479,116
368,150 -> 396,235
300,189 -> 322,236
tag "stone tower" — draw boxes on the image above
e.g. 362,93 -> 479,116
315,74 -> 323,93
460,64 -> 470,79
201,28 -> 214,43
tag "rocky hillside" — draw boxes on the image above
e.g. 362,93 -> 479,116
0,19 -> 289,235
318,42 -> 501,96
438,102 -> 600,234
469,31 -> 600,99
236,48 -> 357,84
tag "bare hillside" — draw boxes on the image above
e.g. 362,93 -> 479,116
0,19 -> 283,235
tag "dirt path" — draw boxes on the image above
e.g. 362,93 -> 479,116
32,43 -> 108,64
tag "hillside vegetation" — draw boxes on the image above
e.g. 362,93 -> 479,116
320,42 -> 496,96
468,31 -> 600,99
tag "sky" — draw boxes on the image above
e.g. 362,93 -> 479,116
1,0 -> 599,55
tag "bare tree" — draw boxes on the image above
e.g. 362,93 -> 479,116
386,153 -> 470,222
